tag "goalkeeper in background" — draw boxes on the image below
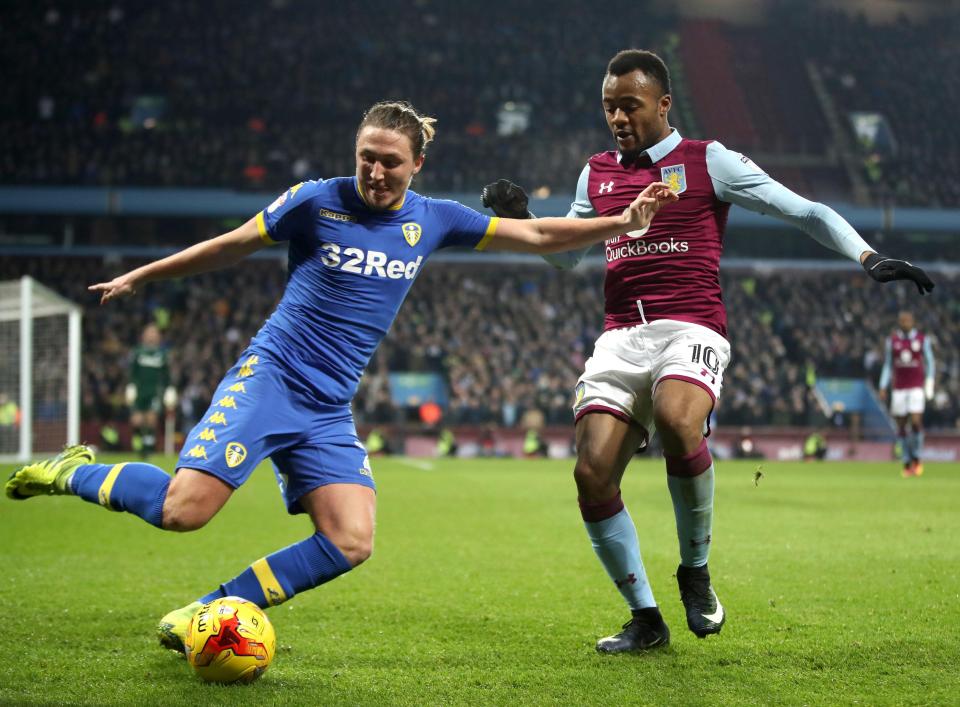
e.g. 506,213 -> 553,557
127,324 -> 176,457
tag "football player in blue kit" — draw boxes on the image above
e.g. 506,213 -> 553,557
6,101 -> 677,653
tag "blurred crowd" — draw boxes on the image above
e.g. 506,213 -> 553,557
782,7 -> 960,207
0,1 -> 668,195
3,3 -> 959,206
2,256 -> 958,433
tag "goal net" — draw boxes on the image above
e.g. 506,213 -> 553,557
0,276 -> 82,461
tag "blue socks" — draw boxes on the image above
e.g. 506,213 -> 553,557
667,465 -> 715,568
898,432 -> 910,465
69,462 -> 170,528
580,493 -> 657,610
665,440 -> 715,568
910,430 -> 924,462
200,532 -> 352,608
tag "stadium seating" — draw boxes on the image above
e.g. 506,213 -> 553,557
3,257 -> 957,433
4,3 -> 957,206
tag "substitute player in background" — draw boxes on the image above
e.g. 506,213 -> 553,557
7,101 -> 676,655
878,311 -> 935,477
127,323 -> 177,458
482,49 -> 934,653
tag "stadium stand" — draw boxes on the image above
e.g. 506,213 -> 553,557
4,3 -> 958,206
3,257 -> 957,434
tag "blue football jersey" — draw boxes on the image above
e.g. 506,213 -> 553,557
250,177 -> 498,404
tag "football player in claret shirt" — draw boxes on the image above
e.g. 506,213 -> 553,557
482,49 -> 934,653
878,310 -> 935,477
6,101 -> 676,654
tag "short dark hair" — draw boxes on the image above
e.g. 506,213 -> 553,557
357,101 -> 437,159
606,49 -> 671,96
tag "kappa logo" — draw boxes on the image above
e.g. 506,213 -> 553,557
206,411 -> 228,426
237,354 -> 259,379
402,222 -> 422,247
225,442 -> 247,468
197,427 -> 218,442
216,395 -> 238,409
227,382 -> 246,393
660,164 -> 687,194
319,208 -> 358,223
598,180 -> 614,194
186,445 -> 208,460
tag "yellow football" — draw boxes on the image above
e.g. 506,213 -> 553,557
184,596 -> 276,684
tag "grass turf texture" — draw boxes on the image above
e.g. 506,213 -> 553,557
1,455 -> 958,706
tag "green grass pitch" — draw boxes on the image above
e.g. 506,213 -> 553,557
1,455 -> 958,705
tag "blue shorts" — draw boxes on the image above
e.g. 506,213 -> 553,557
177,349 -> 375,514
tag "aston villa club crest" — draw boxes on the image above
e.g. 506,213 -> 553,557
402,222 -> 422,247
660,164 -> 687,194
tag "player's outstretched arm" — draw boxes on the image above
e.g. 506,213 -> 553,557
707,142 -> 934,294
88,217 -> 267,305
484,182 -> 676,254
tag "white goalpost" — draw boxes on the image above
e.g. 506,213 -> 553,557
0,276 -> 82,461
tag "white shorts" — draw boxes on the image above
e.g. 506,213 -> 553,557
573,320 -> 731,443
890,387 -> 925,417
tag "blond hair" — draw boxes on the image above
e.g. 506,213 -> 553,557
357,101 -> 437,159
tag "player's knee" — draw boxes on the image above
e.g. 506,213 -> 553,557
573,455 -> 614,499
161,500 -> 213,532
654,406 -> 701,450
330,528 -> 373,567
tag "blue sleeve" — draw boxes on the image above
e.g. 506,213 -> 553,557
878,338 -> 892,390
705,142 -> 873,262
542,163 -> 593,270
433,199 -> 499,250
923,338 -> 935,382
256,181 -> 319,244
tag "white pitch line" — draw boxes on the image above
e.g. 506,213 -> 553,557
396,458 -> 435,471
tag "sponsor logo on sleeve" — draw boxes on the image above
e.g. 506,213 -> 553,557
267,192 -> 288,214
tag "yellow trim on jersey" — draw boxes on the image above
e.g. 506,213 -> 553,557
474,217 -> 500,251
256,212 -> 276,245
251,557 -> 288,606
354,177 -> 405,211
97,463 -> 127,510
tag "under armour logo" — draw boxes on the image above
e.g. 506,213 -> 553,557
598,181 -> 614,194
614,573 -> 637,588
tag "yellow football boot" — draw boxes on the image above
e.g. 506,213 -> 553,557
158,601 -> 204,654
5,444 -> 95,500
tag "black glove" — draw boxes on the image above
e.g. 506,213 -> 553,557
481,179 -> 532,219
862,252 -> 935,295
